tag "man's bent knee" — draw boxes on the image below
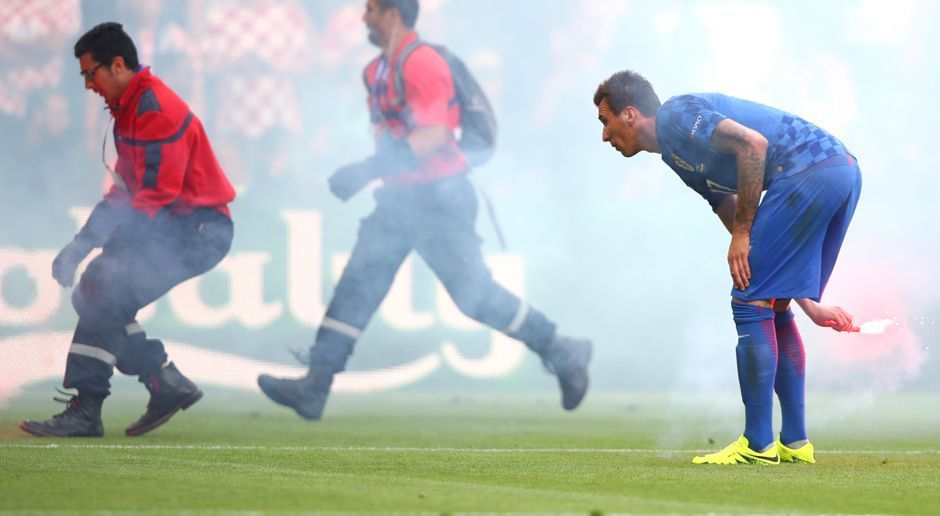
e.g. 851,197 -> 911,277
71,272 -> 136,323
72,279 -> 102,320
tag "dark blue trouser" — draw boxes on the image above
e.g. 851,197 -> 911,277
311,173 -> 556,368
64,208 -> 233,397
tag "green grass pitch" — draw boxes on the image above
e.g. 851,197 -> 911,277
2,387 -> 939,514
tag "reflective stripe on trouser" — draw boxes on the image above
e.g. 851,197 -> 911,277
307,316 -> 360,374
506,301 -> 529,334
68,342 -> 118,367
63,320 -> 122,398
63,209 -> 233,396
118,320 -> 168,376
118,325 -> 168,376
320,317 -> 362,339
125,321 -> 145,336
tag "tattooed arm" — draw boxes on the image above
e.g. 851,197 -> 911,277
716,194 -> 737,234
710,119 -> 768,291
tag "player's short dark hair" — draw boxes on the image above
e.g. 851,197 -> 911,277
378,0 -> 419,28
74,22 -> 140,70
593,70 -> 661,117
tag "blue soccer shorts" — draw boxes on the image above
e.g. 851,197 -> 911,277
732,154 -> 862,302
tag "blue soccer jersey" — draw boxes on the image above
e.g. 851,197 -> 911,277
655,93 -> 850,211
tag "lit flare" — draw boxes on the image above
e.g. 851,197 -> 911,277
823,318 -> 894,334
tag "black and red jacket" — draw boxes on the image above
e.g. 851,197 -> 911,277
105,67 -> 234,217
363,31 -> 468,186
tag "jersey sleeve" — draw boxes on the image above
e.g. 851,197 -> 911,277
660,95 -> 728,151
400,47 -> 454,129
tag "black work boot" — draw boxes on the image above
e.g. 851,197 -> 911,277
541,334 -> 593,411
125,362 -> 203,437
19,392 -> 104,437
257,369 -> 334,420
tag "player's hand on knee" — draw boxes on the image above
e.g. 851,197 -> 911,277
52,239 -> 94,288
728,233 -> 751,290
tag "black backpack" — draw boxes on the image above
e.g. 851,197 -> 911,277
368,41 -> 497,167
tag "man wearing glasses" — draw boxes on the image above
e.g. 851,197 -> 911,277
20,22 -> 236,438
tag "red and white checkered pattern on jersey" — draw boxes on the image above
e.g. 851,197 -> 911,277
0,59 -> 63,117
0,0 -> 80,44
202,0 -> 311,72
215,75 -> 301,139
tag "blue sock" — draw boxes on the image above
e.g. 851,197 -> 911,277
732,302 -> 778,452
773,309 -> 807,445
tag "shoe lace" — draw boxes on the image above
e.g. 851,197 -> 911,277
540,356 -> 557,375
290,347 -> 311,366
51,389 -> 81,418
52,388 -> 75,404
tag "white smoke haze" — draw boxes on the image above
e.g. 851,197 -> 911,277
1,1 -> 938,420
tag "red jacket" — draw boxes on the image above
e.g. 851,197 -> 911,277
363,31 -> 467,185
106,67 -> 234,217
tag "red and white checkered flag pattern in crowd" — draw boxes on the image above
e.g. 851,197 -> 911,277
0,59 -> 63,117
0,0 -> 79,117
202,0 -> 312,72
0,0 -> 80,44
215,76 -> 302,139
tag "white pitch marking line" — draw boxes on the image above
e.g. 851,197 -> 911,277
1,444 -> 939,455
0,512 -> 424,516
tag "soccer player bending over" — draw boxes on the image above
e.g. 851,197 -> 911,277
594,71 -> 862,465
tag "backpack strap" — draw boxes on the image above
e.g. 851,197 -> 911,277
390,39 -> 427,108
362,55 -> 381,90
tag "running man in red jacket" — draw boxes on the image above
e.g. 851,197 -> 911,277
20,22 -> 236,438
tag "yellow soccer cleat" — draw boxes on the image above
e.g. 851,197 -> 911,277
776,439 -> 816,464
691,435 -> 780,465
